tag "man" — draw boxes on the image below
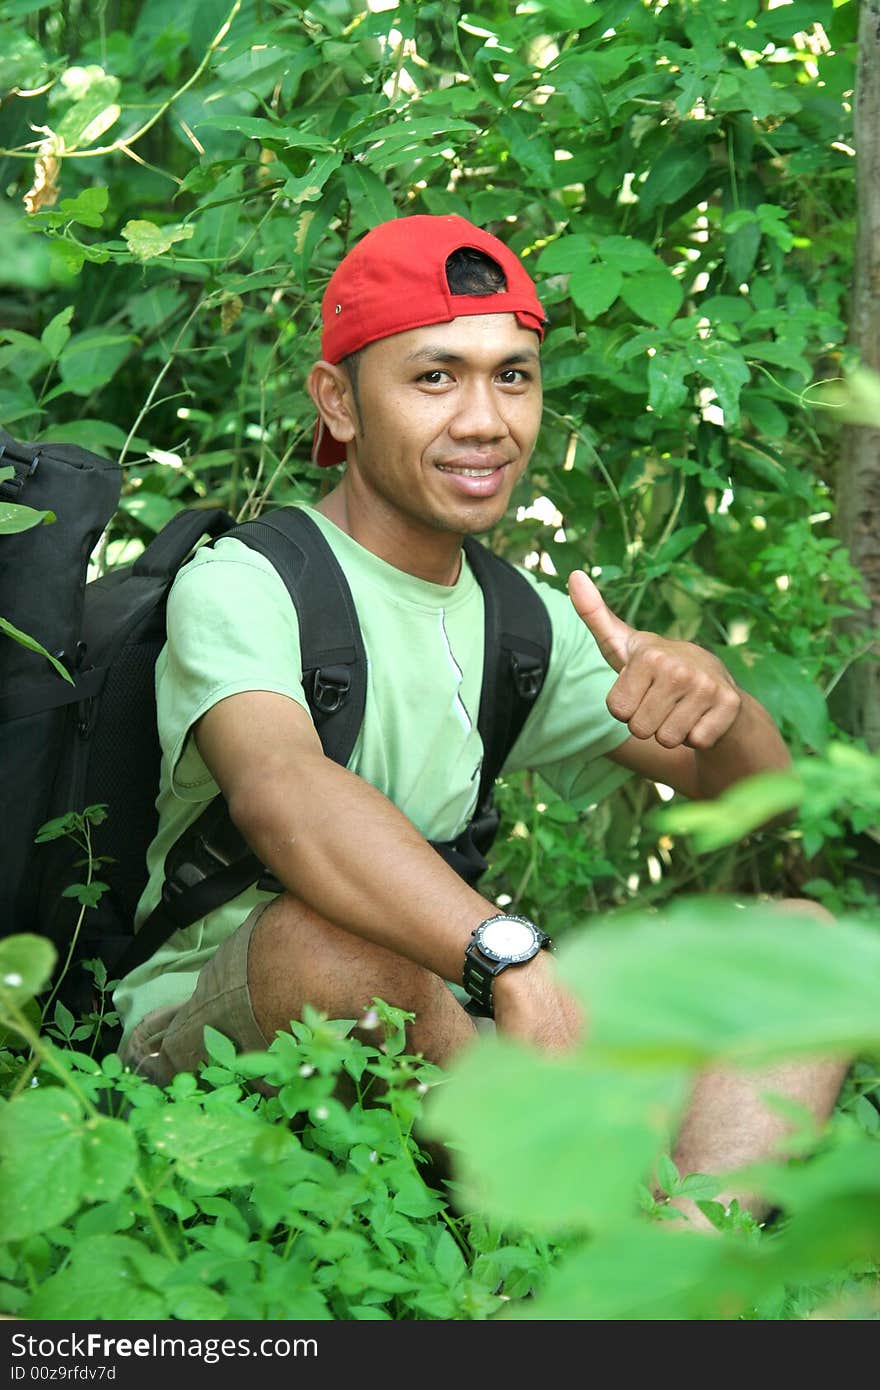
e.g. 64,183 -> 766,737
117,214 -> 846,1224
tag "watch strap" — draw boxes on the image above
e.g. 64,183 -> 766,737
462,915 -> 551,1018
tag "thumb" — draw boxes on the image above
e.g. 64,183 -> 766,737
568,570 -> 632,672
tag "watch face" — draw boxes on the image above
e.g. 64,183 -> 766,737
477,916 -> 539,962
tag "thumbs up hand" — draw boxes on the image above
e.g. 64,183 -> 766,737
568,570 -> 742,751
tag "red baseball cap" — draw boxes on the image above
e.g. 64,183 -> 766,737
311,214 -> 547,467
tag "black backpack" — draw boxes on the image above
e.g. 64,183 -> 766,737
1,430 -> 552,1015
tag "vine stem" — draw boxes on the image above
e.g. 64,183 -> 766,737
822,638 -> 880,698
40,817 -> 95,1024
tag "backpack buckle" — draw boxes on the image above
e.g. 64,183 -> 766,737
0,444 -> 40,501
311,664 -> 351,716
510,651 -> 545,702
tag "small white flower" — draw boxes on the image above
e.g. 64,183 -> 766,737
360,1007 -> 380,1030
2,973 -> 23,987
298,1063 -> 315,1077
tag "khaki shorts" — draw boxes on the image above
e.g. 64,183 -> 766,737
121,902 -> 270,1086
122,900 -> 495,1086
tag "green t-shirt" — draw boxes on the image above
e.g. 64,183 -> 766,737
114,505 -> 630,1043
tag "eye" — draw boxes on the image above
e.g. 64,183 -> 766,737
497,369 -> 532,386
417,369 -> 452,385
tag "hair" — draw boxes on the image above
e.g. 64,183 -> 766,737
340,246 -> 508,415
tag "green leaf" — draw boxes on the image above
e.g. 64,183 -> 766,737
118,491 -> 181,533
510,1221 -> 764,1321
596,235 -> 658,273
0,1092 -> 137,1239
655,768 -> 801,851
146,1103 -> 265,1190
569,264 -> 622,319
0,501 -> 56,534
655,1152 -> 681,1196
25,1235 -> 168,1321
433,1228 -> 467,1287
422,1038 -> 689,1232
195,115 -> 333,151
203,1025 -> 237,1069
40,306 -> 74,360
724,219 -> 761,285
40,185 -> 110,230
620,268 -> 684,327
0,935 -> 56,1009
61,880 -> 109,908
341,163 -> 397,229
559,900 -> 880,1066
691,342 -> 751,424
121,220 -> 195,262
0,30 -> 46,90
537,234 -> 596,275
722,649 -> 829,751
742,391 -> 789,437
286,151 -> 346,206
53,1000 -> 75,1038
651,522 -> 706,566
55,69 -> 120,148
35,810 -> 82,842
648,350 -> 690,415
56,329 -> 136,396
638,145 -> 709,218
0,616 -> 71,681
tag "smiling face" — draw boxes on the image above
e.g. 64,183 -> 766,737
308,313 -> 543,581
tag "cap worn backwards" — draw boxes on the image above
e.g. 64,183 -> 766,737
311,214 -> 547,468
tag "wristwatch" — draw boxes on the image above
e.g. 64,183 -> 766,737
462,913 -> 552,1018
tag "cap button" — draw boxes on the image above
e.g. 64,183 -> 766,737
334,304 -> 342,314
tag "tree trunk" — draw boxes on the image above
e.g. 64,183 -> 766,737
835,0 -> 880,750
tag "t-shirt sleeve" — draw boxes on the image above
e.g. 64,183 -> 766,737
156,537 -> 311,802
501,569 -> 633,802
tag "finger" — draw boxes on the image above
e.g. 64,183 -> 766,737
654,692 -> 718,749
625,686 -> 691,742
608,644 -> 691,726
568,570 -> 632,673
605,662 -> 654,724
683,690 -> 742,750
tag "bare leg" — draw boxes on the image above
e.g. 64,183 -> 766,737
667,898 -> 850,1229
248,891 -> 478,1066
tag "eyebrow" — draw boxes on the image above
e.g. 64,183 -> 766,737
403,346 -> 541,368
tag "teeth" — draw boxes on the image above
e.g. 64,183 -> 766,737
438,466 -> 497,477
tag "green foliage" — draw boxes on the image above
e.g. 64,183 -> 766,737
423,898 -> 880,1320
2,0 -> 878,1324
0,960 -> 554,1321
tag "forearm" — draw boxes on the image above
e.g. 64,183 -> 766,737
229,751 -> 494,985
694,689 -> 791,801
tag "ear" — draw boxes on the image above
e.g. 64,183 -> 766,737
307,361 -> 358,447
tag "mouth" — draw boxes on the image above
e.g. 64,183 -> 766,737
436,464 -> 502,478
433,458 -> 512,499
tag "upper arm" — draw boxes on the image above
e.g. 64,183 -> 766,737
606,734 -> 700,800
194,689 -> 324,807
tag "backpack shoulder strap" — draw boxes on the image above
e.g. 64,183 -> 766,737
225,506 -> 366,765
463,537 -> 553,816
118,508 -> 366,976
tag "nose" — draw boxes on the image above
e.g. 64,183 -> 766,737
447,379 -> 509,442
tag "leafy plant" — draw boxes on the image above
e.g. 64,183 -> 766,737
2,0 -> 878,1324
0,938 -> 556,1320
